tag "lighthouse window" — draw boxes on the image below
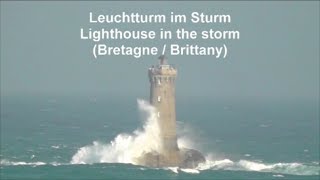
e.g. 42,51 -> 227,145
157,96 -> 161,102
157,78 -> 161,85
157,112 -> 160,117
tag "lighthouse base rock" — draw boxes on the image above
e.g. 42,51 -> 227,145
136,148 -> 205,168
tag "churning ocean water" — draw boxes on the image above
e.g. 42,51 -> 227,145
0,95 -> 319,179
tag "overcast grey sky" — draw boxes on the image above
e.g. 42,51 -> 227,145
1,1 -> 319,100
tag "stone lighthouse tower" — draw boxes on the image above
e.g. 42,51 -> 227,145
137,55 -> 205,168
148,55 -> 179,165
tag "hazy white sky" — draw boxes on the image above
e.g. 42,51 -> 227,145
1,1 -> 319,100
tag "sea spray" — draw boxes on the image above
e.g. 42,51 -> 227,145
195,158 -> 320,176
176,123 -> 197,150
71,99 -> 162,164
69,99 -> 319,176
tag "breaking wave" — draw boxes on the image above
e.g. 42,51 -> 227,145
196,159 -> 319,176
0,159 -> 66,167
162,159 -> 319,176
68,99 -> 319,176
71,99 -> 162,164
1,158 -> 318,176
0,159 -> 47,166
0,159 -> 69,167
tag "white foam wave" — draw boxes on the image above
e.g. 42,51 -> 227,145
71,99 -> 162,165
196,159 -> 320,176
180,168 -> 200,174
273,174 -> 284,177
69,99 -> 319,176
0,159 -> 46,166
0,159 -> 68,167
197,159 -> 234,170
51,145 -> 60,149
166,167 -> 179,173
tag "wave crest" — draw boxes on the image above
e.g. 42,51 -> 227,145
196,159 -> 319,176
0,159 -> 46,166
69,99 -> 319,176
71,99 -> 162,165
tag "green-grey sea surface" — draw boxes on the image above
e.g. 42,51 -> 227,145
1,95 -> 319,179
